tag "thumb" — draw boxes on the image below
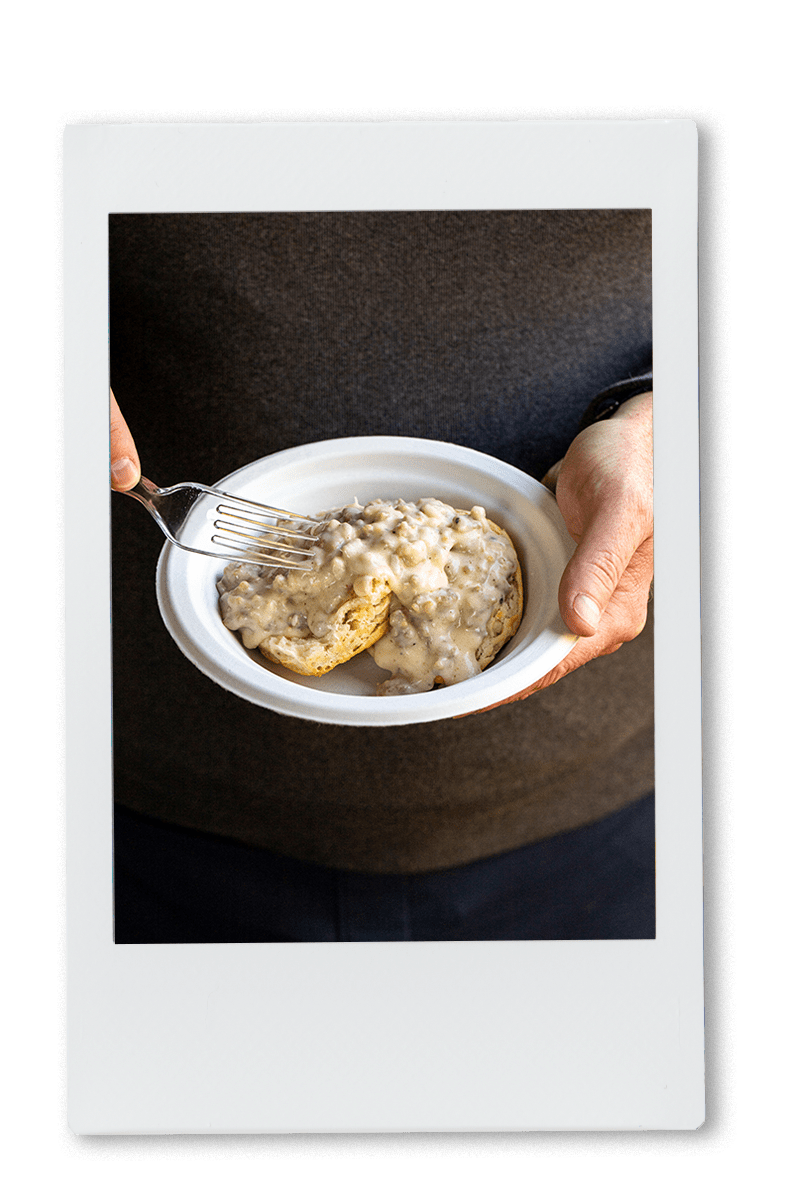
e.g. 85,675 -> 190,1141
110,389 -> 141,491
557,505 -> 642,636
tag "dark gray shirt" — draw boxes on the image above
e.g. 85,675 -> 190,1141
110,209 -> 653,872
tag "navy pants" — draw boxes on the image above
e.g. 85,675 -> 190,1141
113,793 -> 655,942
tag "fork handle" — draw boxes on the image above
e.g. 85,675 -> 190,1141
129,476 -> 160,498
124,477 -> 170,528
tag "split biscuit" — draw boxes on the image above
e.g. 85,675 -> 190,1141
257,576 -> 391,677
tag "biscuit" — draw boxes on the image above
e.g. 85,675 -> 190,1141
474,519 -> 524,670
257,576 -> 391,677
218,499 -> 524,694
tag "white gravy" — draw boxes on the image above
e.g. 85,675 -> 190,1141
217,498 -> 521,694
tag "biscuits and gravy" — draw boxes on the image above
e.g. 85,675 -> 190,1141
217,498 -> 523,695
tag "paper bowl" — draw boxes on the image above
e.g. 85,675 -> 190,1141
156,436 -> 577,725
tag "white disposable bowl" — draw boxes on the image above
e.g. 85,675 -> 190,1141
156,436 -> 577,725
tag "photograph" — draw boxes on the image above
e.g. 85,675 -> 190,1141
62,119 -> 703,1135
109,208 -> 656,945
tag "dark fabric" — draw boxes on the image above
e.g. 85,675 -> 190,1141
114,792 -> 655,943
579,371 -> 654,430
109,210 -> 654,875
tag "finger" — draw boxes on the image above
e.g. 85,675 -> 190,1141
558,505 -> 645,637
110,389 -> 141,491
541,459 -> 563,493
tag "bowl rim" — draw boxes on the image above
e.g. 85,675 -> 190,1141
156,435 -> 578,726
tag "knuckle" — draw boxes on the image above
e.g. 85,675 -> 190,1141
587,546 -> 626,592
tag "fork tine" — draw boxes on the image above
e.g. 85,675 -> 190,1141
214,503 -> 319,541
212,528 -> 314,557
213,522 -> 314,551
211,493 -> 317,524
212,500 -> 318,569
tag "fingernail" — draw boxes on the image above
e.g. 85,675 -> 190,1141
111,457 -> 138,489
572,592 -> 601,630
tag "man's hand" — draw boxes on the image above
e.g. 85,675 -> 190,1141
471,391 -> 653,712
110,389 -> 141,491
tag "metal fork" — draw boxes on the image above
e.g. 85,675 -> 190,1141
124,476 -> 318,569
